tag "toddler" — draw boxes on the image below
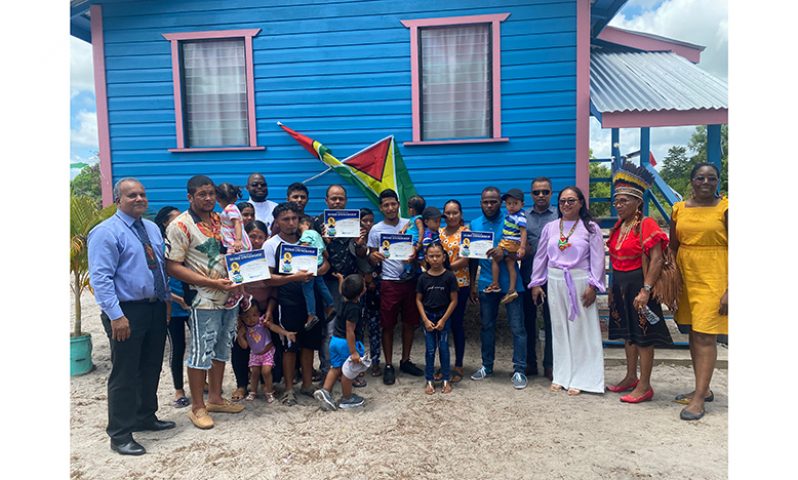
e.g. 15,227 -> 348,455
419,207 -> 442,269
484,188 -> 527,305
298,215 -> 338,330
217,183 -> 252,308
400,195 -> 426,277
314,274 -> 369,411
416,243 -> 458,394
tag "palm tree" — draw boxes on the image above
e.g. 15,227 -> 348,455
70,194 -> 116,336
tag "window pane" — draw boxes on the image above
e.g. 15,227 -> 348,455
182,39 -> 248,147
420,25 -> 491,140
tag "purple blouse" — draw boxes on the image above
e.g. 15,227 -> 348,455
528,219 -> 606,320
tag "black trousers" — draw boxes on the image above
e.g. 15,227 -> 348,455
167,316 -> 189,390
522,285 -> 553,372
101,301 -> 167,443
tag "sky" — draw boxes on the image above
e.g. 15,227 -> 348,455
69,0 -> 728,177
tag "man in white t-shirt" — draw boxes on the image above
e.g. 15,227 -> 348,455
245,173 -> 279,232
367,189 -> 424,385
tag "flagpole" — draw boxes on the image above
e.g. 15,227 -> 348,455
302,167 -> 333,184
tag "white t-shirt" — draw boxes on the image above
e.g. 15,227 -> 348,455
367,218 -> 409,280
246,198 -> 279,231
263,234 -> 298,270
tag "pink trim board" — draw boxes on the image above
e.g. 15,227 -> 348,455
90,5 -> 113,207
575,0 -> 590,198
162,29 -> 261,151
597,26 -> 703,64
401,13 -> 510,145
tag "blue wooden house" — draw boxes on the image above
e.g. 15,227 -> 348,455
70,0 -> 727,221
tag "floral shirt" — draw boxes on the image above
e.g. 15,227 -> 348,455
165,209 -> 229,309
439,225 -> 470,288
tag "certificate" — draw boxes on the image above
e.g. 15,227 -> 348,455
460,231 -> 494,260
278,244 -> 319,276
225,250 -> 271,285
323,209 -> 360,238
379,233 -> 413,261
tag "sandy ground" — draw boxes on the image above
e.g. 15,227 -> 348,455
71,291 -> 727,479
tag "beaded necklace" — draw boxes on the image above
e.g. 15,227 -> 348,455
558,218 -> 579,251
614,220 -> 638,250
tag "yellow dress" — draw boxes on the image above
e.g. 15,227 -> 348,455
672,197 -> 728,335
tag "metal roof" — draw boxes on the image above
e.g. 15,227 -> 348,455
590,51 -> 728,114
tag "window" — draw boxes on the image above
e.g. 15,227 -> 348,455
163,29 -> 264,152
402,14 -> 510,145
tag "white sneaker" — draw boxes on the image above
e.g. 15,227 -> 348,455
470,366 -> 492,381
512,372 -> 528,390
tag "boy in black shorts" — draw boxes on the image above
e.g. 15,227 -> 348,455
314,274 -> 368,410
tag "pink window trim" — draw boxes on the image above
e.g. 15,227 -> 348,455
162,29 -> 261,151
575,0 -> 590,198
401,13 -> 510,144
403,137 -> 509,147
90,5 -> 114,207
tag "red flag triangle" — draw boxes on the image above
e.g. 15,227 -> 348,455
343,137 -> 390,182
649,151 -> 657,167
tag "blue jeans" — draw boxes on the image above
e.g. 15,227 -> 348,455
424,310 -> 451,381
302,276 -> 334,318
478,292 -> 527,373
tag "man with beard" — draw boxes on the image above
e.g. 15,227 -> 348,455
165,175 -> 244,430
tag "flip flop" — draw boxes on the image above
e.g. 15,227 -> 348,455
450,368 -> 464,384
231,387 -> 246,402
172,396 -> 190,408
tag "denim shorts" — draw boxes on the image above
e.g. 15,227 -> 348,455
329,336 -> 365,369
186,308 -> 238,370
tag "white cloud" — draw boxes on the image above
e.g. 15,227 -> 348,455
608,0 -> 728,80
71,110 -> 98,148
71,36 -> 94,97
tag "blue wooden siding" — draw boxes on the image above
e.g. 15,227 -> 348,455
101,0 -> 577,222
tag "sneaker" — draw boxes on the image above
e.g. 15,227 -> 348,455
399,359 -> 424,377
512,372 -> 528,390
338,394 -> 366,409
470,366 -> 492,381
383,364 -> 396,385
313,389 -> 338,411
304,315 -> 320,331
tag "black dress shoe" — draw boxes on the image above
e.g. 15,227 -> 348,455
133,420 -> 176,432
399,360 -> 424,377
110,439 -> 146,456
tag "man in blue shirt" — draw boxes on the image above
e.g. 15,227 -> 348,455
469,187 -> 528,389
520,177 -> 558,381
88,178 -> 175,456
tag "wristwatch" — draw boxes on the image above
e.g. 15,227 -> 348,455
642,284 -> 653,293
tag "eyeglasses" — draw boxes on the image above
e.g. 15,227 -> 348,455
559,198 -> 579,206
532,190 -> 551,196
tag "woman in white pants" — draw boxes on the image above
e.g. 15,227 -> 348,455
529,186 -> 605,396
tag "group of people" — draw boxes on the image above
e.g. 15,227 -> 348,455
87,163 -> 728,455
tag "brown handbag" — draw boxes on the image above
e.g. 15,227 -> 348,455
640,219 -> 682,312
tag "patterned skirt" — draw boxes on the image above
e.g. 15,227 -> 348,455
608,269 -> 673,347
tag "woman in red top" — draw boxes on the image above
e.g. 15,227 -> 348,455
606,163 -> 673,403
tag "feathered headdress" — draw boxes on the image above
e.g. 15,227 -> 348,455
612,161 -> 654,200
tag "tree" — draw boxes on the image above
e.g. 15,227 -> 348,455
589,161 -> 611,218
71,163 -> 102,207
660,126 -> 728,198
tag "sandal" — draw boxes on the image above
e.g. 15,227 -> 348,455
451,368 -> 464,384
370,363 -> 383,377
172,396 -> 190,408
567,388 -> 581,396
424,381 -> 435,395
245,392 -> 257,402
231,387 -> 246,402
280,390 -> 297,406
264,392 -> 276,404
441,381 -> 452,394
483,284 -> 501,293
353,375 -> 367,388
433,369 -> 443,381
550,383 -> 563,392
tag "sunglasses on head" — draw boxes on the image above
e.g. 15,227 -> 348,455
532,190 -> 551,196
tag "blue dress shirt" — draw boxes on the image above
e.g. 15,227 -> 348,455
88,210 -> 168,320
470,210 -> 525,294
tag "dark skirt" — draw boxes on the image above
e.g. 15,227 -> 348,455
608,268 -> 673,348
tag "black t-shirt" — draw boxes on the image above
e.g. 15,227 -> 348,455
313,214 -> 359,277
333,300 -> 364,341
416,270 -> 458,312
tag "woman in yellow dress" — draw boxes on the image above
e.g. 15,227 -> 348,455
669,163 -> 728,421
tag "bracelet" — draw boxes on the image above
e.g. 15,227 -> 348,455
642,284 -> 653,293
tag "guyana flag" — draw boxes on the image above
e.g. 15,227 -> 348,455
278,122 -> 418,216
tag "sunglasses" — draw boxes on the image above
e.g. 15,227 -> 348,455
559,198 -> 579,206
249,182 -> 266,187
532,190 -> 551,196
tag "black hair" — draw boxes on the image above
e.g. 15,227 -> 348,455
531,177 -> 553,189
237,201 -> 254,212
423,241 -> 450,270
422,206 -> 441,221
359,207 -> 374,218
271,201 -> 301,221
407,195 -> 426,214
187,175 -> 215,195
215,182 -> 242,203
442,199 -> 465,226
326,184 -> 347,197
240,297 -> 261,315
341,274 -> 365,301
299,214 -> 314,226
245,220 -> 269,235
379,189 -> 398,204
481,186 -> 500,196
690,162 -> 721,180
287,182 -> 308,196
246,173 -> 266,185
557,186 -> 595,233
154,205 -> 179,237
